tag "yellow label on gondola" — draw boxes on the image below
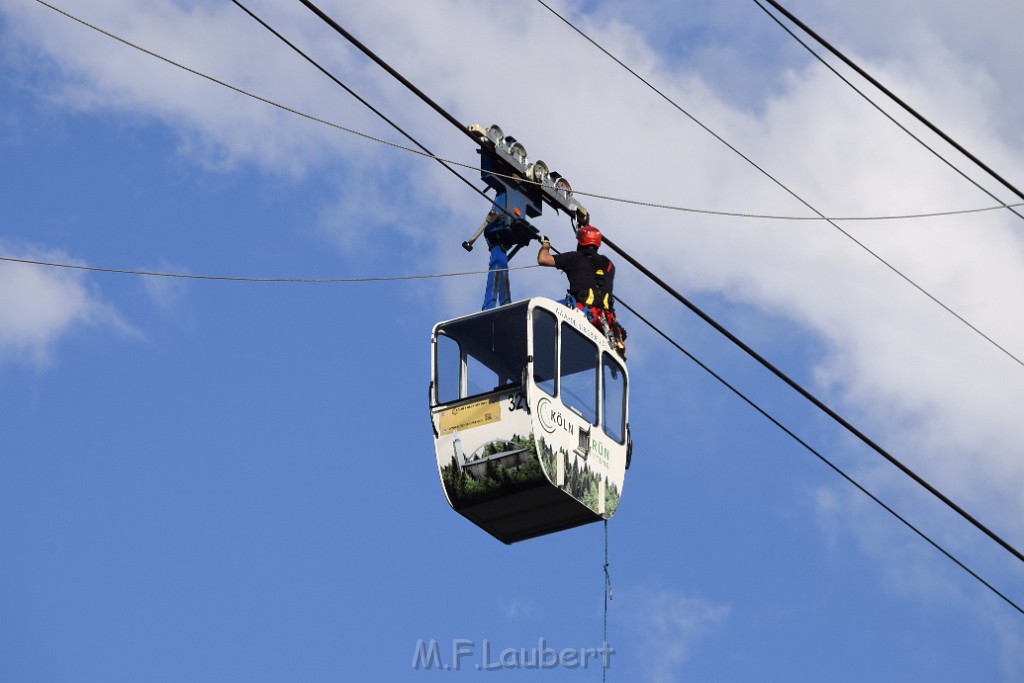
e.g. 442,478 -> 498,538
438,396 -> 502,434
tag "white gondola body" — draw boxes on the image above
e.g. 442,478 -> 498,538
430,297 -> 630,544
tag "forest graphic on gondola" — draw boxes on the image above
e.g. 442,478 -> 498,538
538,436 -> 620,518
441,432 -> 547,509
440,431 -> 620,515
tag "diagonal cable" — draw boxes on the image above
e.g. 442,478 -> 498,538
291,0 -> 1024,568
759,0 -> 1024,207
226,0 -> 483,199
752,0 -> 1024,224
533,0 -> 1024,372
615,294 -> 1024,617
28,0 -> 1024,577
28,0 -> 1024,224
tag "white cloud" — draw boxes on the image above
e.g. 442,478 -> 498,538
4,0 -> 1024,636
0,242 -> 130,364
624,586 -> 729,683
1,0 -> 393,175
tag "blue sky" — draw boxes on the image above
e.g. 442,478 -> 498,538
2,1 -> 1024,681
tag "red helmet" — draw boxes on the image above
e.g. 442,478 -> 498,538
577,224 -> 601,248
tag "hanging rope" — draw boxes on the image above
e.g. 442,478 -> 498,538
603,519 -> 612,682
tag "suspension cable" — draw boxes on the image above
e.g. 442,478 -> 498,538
614,294 -> 1024,617
752,0 -> 1024,224
31,0 -> 1024,224
533,0 -> 1024,374
606,234 -> 1024,565
27,0 -> 1024,573
759,0 -> 1024,207
229,0 -> 544,233
0,255 -> 538,283
290,0 -> 1024,565
226,0 -> 483,201
3,256 -> 1019,616
293,0 -> 478,146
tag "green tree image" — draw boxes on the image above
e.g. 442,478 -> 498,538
536,435 -> 622,516
440,433 -> 546,509
538,437 -> 557,479
523,436 -> 623,517
604,480 -> 620,518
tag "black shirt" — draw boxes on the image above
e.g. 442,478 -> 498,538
552,249 -> 614,303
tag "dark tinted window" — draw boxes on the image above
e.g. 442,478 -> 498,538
560,322 -> 597,424
435,334 -> 462,404
602,354 -> 627,443
532,308 -> 557,396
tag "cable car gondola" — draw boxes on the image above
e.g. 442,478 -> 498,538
430,297 -> 630,543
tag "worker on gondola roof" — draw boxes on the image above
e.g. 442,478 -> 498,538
537,223 -> 626,356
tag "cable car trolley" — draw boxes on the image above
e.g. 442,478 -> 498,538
430,297 -> 631,543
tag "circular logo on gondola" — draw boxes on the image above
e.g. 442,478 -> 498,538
537,396 -> 557,433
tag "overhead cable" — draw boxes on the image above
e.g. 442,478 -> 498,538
3,261 -> 1019,619
293,0 -> 477,147
30,0 -> 1024,573
605,231 -> 1024,570
225,0 -> 482,201
1,261 -> 1018,615
16,0 -> 1024,613
759,0 -> 1024,207
295,0 -> 1024,566
227,0 -> 550,233
0,255 -> 538,282
616,294 -> 1024,617
533,0 -> 1024,373
753,0 -> 1024,224
31,0 -> 1023,224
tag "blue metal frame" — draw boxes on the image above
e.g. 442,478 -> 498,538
478,154 -> 542,310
